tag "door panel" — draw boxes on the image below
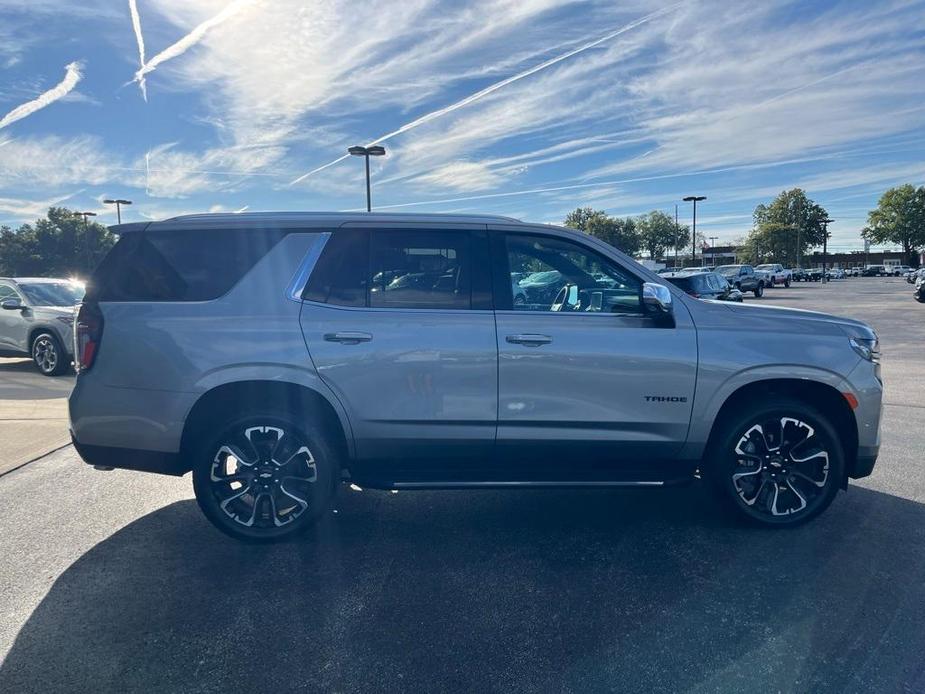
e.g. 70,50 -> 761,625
492,230 -> 697,466
299,227 -> 498,465
0,284 -> 28,353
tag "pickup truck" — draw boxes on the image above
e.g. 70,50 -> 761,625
715,264 -> 765,297
756,263 -> 792,287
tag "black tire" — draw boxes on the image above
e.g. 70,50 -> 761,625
784,278 -> 791,288
705,397 -> 844,527
753,283 -> 764,298
192,411 -> 339,542
31,332 -> 69,376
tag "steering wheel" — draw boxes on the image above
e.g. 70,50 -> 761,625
551,283 -> 578,312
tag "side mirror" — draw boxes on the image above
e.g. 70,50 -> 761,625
642,282 -> 673,315
1,298 -> 24,311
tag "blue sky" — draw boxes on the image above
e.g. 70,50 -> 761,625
1,0 -> 924,252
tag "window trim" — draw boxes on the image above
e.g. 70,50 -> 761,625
491,230 -> 647,317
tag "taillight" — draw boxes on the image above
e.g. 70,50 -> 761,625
74,302 -> 103,372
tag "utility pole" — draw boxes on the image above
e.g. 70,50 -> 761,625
683,196 -> 706,268
820,217 -> 834,284
709,236 -> 718,265
674,204 -> 679,267
76,211 -> 97,274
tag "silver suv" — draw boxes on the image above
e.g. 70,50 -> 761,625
68,213 -> 882,541
1,277 -> 83,375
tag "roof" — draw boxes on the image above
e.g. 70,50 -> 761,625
112,211 -> 526,234
0,277 -> 80,283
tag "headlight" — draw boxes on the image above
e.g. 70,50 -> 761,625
849,336 -> 880,363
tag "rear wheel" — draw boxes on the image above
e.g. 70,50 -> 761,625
706,398 -> 844,527
192,412 -> 338,542
32,332 -> 68,376
784,278 -> 791,288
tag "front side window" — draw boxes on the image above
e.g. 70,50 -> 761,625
502,234 -> 642,314
0,284 -> 20,302
369,231 -> 471,309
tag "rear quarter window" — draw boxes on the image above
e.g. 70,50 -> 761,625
89,228 -> 286,301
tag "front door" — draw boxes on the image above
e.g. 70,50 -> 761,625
0,283 -> 28,354
491,229 -> 697,476
299,226 -> 497,475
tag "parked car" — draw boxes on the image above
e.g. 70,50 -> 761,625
891,265 -> 913,277
69,212 -> 882,541
791,268 -> 809,282
845,267 -> 861,277
825,268 -> 846,280
906,268 -> 925,284
0,277 -> 83,375
915,276 -> 925,303
862,265 -> 888,277
662,271 -> 743,302
715,264 -> 765,297
756,264 -> 792,287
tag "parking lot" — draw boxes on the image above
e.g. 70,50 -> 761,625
0,277 -> 923,692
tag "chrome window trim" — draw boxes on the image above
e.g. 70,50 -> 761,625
286,232 -> 332,303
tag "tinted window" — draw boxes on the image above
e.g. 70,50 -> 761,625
91,229 -> 285,302
303,229 -> 368,307
666,276 -> 694,292
0,284 -> 19,301
502,234 -> 642,314
369,231 -> 471,309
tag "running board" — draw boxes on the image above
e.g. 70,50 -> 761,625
349,477 -> 695,491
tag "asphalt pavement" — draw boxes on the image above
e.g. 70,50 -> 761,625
0,277 -> 923,693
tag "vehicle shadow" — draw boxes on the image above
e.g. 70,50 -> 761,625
0,360 -> 74,400
2,485 -> 924,693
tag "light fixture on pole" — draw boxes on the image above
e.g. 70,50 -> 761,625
683,196 -> 706,267
348,145 -> 386,212
820,217 -> 834,283
76,211 -> 98,274
103,198 -> 132,224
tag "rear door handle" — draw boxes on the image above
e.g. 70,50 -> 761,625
506,333 -> 552,346
324,331 -> 373,345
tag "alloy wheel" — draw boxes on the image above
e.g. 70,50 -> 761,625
208,425 -> 318,530
731,417 -> 831,519
33,336 -> 58,374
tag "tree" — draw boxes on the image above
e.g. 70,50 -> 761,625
739,222 -> 800,266
563,207 -> 640,255
754,188 -> 828,265
637,210 -> 680,260
862,184 -> 925,267
0,207 -> 116,277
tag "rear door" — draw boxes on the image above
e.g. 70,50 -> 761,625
491,227 -> 697,474
0,283 -> 28,353
299,224 -> 498,469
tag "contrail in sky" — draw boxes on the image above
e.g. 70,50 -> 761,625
0,62 -> 83,131
288,3 -> 682,186
128,0 -> 148,101
133,0 -> 255,91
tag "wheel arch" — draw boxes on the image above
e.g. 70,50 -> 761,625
179,380 -> 352,475
704,378 -> 858,485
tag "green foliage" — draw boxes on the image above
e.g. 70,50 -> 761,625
739,222 -> 800,266
862,184 -> 925,266
753,189 -> 829,260
563,206 -> 640,256
0,207 -> 116,278
637,210 -> 688,261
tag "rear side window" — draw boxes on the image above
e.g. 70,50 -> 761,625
303,229 -> 369,307
90,229 -> 285,302
369,231 -> 470,309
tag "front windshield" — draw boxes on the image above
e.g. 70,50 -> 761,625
18,282 -> 85,307
756,264 -> 774,271
715,265 -> 739,276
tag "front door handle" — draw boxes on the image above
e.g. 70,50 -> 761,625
324,331 -> 373,345
506,333 -> 552,346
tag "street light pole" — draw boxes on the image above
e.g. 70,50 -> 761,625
674,204 -> 679,267
683,196 -> 706,268
103,198 -> 132,224
820,217 -> 834,284
348,145 -> 386,211
76,211 -> 97,274
709,236 -> 718,265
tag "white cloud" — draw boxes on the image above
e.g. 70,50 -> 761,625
0,192 -> 78,220
0,61 -> 83,130
0,135 -> 117,187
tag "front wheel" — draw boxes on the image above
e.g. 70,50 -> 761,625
706,398 -> 844,526
32,332 -> 69,376
192,412 -> 338,542
753,283 -> 764,298
784,278 -> 791,288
